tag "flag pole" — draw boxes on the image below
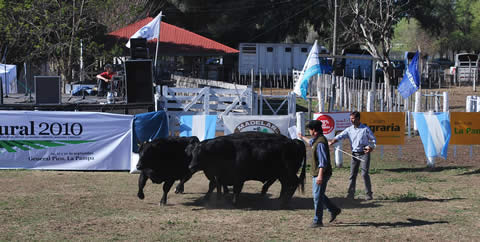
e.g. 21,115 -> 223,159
154,11 -> 163,68
1,45 -> 7,104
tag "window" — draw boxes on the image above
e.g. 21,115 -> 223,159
285,47 -> 291,52
301,48 -> 308,52
242,45 -> 256,54
267,47 -> 274,52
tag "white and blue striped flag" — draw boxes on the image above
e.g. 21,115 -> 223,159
179,115 -> 217,141
398,51 -> 420,99
126,12 -> 162,48
293,40 -> 331,100
412,112 -> 451,159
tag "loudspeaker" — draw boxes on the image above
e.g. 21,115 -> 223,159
125,60 -> 154,103
34,76 -> 61,104
130,38 -> 149,59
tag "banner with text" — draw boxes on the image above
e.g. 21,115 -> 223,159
361,112 -> 405,145
223,115 -> 294,137
450,112 -> 480,145
313,112 -> 351,139
0,111 -> 133,170
314,112 -> 405,145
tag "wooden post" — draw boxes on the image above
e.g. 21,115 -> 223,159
308,90 -> 312,120
443,91 -> 449,112
379,86 -> 384,112
466,96 -> 473,112
414,91 -> 421,132
474,63 -> 477,92
259,71 -> 263,115
360,80 -> 364,111
251,69 -> 254,87
328,76 -> 335,112
203,87 -> 210,115
324,74 -> 328,105
407,111 -> 411,137
388,85 -> 392,112
343,77 -> 347,110
348,92 -> 352,111
317,74 -> 324,112
396,87 -> 401,112
367,91 -> 374,112
404,95 -> 409,112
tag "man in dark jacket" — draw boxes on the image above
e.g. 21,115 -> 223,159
299,120 -> 341,228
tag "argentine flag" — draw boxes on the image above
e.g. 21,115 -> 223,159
412,112 -> 451,159
179,115 -> 217,141
398,51 -> 420,99
293,40 -> 331,100
126,12 -> 162,48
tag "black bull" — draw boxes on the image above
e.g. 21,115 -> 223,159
189,133 -> 306,206
136,136 -> 199,205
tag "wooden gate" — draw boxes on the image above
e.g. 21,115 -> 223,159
158,86 -> 256,134
258,92 -> 296,116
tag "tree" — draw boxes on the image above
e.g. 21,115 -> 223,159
0,0 -> 123,88
99,0 -> 151,32
143,0 -> 336,49
452,0 -> 480,52
413,0 -> 480,58
339,0 -> 412,107
471,1 -> 480,50
392,18 -> 439,56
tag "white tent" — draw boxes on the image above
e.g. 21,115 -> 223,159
0,64 -> 17,95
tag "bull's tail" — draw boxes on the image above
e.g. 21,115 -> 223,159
298,148 -> 306,194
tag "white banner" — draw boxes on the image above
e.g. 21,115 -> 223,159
223,115 -> 294,137
313,112 -> 351,139
0,111 -> 133,170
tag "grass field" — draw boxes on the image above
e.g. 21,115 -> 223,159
1,137 -> 479,241
1,86 -> 479,241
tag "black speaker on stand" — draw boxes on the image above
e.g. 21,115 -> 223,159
34,76 -> 61,104
124,59 -> 154,103
130,38 -> 150,59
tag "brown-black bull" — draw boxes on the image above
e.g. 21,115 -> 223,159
189,132 -> 306,207
136,136 -> 199,205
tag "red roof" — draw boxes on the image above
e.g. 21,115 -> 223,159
108,17 -> 239,55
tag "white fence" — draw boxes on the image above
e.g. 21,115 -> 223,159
466,96 -> 480,112
157,86 -> 296,134
258,92 -> 296,116
158,86 -> 255,134
173,75 -> 248,89
294,72 -> 450,114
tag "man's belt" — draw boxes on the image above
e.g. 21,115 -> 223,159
352,151 -> 365,156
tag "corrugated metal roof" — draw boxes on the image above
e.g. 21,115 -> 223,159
108,17 -> 239,55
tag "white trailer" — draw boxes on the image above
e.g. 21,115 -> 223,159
454,53 -> 479,84
238,43 -> 328,75
344,53 -> 373,79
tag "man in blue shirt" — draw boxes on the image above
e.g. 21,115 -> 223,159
328,111 -> 376,200
299,120 -> 341,228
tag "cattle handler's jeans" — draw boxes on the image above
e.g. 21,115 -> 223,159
312,176 -> 337,224
348,153 -> 372,197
